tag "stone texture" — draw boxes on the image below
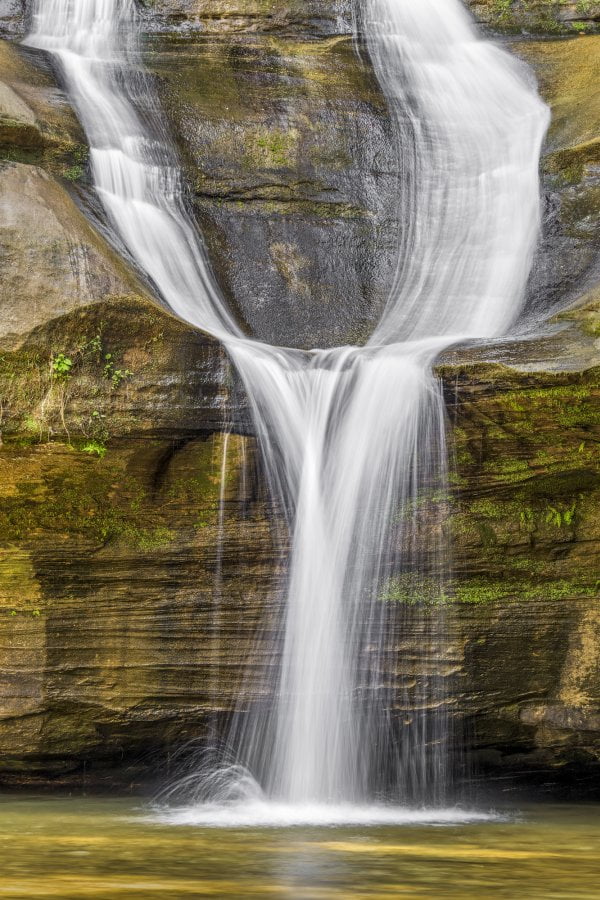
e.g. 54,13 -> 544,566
0,297 -> 271,785
0,39 -> 151,349
0,78 -> 42,147
147,31 -> 396,348
0,0 -> 24,37
141,0 -> 600,36
516,36 -> 600,318
469,1 -> 600,33
138,0 -> 352,36
3,1 -> 599,38
0,163 -> 150,347
0,39 -> 82,150
439,353 -> 600,787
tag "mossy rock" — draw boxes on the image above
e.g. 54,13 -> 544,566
146,31 -> 396,348
0,38 -> 86,172
138,0 -> 351,36
468,1 -> 600,34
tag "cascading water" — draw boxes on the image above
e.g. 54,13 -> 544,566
26,0 -> 549,821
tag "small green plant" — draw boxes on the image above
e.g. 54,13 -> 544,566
63,165 -> 84,182
103,354 -> 133,388
51,353 -> 73,380
519,507 -> 535,530
546,507 -> 562,528
62,143 -> 89,182
545,501 -> 577,529
112,368 -> 134,388
81,440 -> 107,458
23,415 -> 40,433
86,334 -> 103,355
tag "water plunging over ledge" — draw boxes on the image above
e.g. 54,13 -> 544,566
25,0 -> 549,820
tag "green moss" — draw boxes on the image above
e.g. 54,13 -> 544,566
0,449 -> 169,551
381,574 -> 447,605
480,0 -> 598,34
481,457 -> 531,483
106,521 -> 175,551
79,440 -> 107,458
456,448 -> 475,466
62,164 -> 84,182
249,129 -> 298,170
382,572 -> 599,607
0,313 -> 143,449
0,135 -> 89,181
0,547 -> 42,608
0,146 -> 45,166
454,578 -> 599,604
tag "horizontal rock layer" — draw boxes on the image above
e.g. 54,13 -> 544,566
3,2 -> 599,39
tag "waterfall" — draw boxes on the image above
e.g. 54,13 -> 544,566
25,0 -> 549,819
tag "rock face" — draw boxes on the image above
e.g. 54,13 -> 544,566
147,31 -> 396,348
0,40 -> 146,348
3,1 -> 599,37
517,36 -> 600,318
439,343 -> 600,787
0,79 -> 42,147
0,297 -> 269,785
0,9 -> 598,792
138,0 -> 352,35
0,1 -> 25,37
435,35 -> 600,784
0,164 -> 149,347
470,0 -> 600,32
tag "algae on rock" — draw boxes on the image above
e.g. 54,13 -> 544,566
146,31 -> 397,348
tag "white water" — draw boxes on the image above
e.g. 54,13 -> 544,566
152,800 -> 499,829
26,0 -> 549,818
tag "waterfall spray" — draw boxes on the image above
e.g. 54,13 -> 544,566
26,0 -> 549,821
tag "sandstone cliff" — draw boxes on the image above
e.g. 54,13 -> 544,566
0,5 -> 598,792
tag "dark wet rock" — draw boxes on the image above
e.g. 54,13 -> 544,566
138,0 -> 352,36
0,0 -> 25,38
146,32 -> 397,348
516,36 -> 600,320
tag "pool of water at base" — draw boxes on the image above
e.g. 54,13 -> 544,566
0,796 -> 599,898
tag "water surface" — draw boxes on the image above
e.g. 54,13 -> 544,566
1,797 -> 599,898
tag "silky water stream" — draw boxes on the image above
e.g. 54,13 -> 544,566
25,0 -> 549,825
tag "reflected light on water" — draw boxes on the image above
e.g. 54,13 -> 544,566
0,798 -> 599,899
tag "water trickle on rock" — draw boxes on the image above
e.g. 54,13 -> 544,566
26,0 -> 549,819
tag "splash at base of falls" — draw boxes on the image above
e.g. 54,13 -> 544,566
152,760 -> 496,827
151,801 -> 497,829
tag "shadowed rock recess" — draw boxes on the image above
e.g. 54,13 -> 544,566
0,2 -> 598,792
